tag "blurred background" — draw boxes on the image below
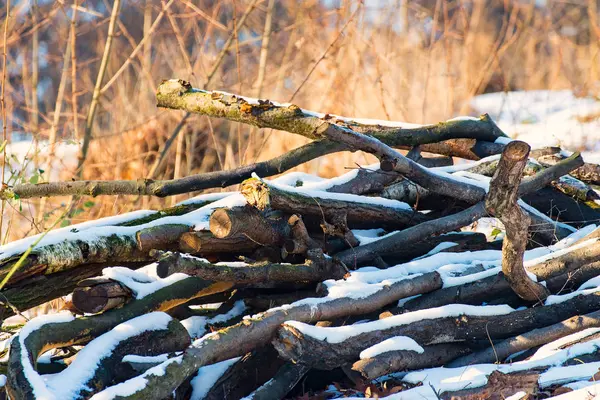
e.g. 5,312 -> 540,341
0,0 -> 599,242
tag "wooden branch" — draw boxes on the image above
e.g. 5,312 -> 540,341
485,141 -> 549,301
156,80 -> 507,144
351,344 -> 470,380
243,362 -> 310,400
0,263 -> 109,321
154,250 -> 346,284
440,370 -> 539,400
89,273 -> 441,399
0,140 -> 342,199
241,178 -> 429,231
72,278 -> 133,314
335,202 -> 488,268
449,309 -> 600,367
327,168 -> 400,195
522,187 -> 600,229
400,231 -> 600,312
7,276 -> 231,398
274,291 -> 600,370
538,152 -> 600,185
76,320 -> 190,398
178,231 -> 259,254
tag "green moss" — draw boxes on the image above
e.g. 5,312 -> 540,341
117,203 -> 206,227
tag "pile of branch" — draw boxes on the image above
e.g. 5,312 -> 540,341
3,81 -> 600,399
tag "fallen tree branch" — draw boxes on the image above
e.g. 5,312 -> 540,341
485,141 -> 550,301
335,151 -> 583,266
448,309 -> 600,367
352,343 -> 470,380
6,274 -> 231,398
273,292 -> 600,370
400,231 -> 600,312
154,250 -> 346,284
241,178 -> 428,231
85,272 -> 442,399
440,370 -> 540,400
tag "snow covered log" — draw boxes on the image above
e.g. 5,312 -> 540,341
155,79 -> 508,145
400,231 -> 600,312
87,273 -> 441,399
7,312 -> 190,399
484,141 -> 550,301
209,206 -> 290,246
241,177 -> 429,231
153,250 -> 346,284
273,292 -> 600,370
449,309 -> 600,367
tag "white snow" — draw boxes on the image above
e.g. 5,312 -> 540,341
122,354 -> 171,364
253,173 -> 413,210
359,336 -> 425,359
189,357 -> 240,400
181,301 -> 247,339
284,304 -> 514,344
18,311 -> 75,399
45,312 -> 174,399
0,374 -> 6,387
102,264 -> 189,299
471,90 -> 600,152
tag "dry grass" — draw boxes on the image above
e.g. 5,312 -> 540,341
0,0 -> 598,242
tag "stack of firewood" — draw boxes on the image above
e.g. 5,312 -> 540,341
2,80 -> 600,399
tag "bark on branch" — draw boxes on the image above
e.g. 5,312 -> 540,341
485,141 -> 550,302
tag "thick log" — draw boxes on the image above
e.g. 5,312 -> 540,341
135,224 -> 190,252
77,319 -> 190,398
352,343 -> 470,380
273,292 -> 600,369
241,178 -> 428,231
178,231 -> 259,254
326,168 -> 400,195
72,278 -> 133,314
209,206 -> 290,246
485,141 -> 550,301
88,272 -> 442,399
154,250 -> 346,284
449,309 -> 600,367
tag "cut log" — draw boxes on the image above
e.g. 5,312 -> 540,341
178,231 -> 259,254
241,178 -> 428,231
209,206 -> 290,246
72,278 -> 133,314
485,141 -> 549,301
440,370 -> 540,400
135,224 -> 190,252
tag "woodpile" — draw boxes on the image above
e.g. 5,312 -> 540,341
2,80 -> 600,399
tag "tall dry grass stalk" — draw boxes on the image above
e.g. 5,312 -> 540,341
0,0 -> 597,242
